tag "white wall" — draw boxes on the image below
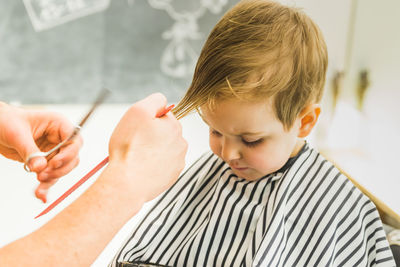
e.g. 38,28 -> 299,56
319,0 -> 400,219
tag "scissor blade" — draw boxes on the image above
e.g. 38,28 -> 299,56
78,88 -> 111,128
64,88 -> 111,143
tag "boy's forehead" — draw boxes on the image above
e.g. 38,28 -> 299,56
200,98 -> 282,134
201,97 -> 275,117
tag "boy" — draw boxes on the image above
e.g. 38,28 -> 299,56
111,0 -> 395,266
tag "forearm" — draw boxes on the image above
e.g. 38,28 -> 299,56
0,163 -> 146,266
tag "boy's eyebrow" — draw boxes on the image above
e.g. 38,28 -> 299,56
200,115 -> 266,136
238,131 -> 265,136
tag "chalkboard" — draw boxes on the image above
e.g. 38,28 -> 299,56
0,0 -> 236,104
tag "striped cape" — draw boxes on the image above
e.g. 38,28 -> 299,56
111,146 -> 395,266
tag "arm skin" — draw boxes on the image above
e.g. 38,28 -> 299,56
0,93 -> 187,266
0,163 -> 147,266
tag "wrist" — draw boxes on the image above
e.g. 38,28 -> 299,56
99,161 -> 148,206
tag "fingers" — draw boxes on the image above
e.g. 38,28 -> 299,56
0,146 -> 24,162
17,135 -> 48,173
4,120 -> 48,171
30,111 -> 74,142
47,135 -> 83,170
30,111 -> 82,177
37,156 -> 80,182
127,93 -> 167,118
35,179 -> 58,203
28,156 -> 48,173
29,134 -> 82,174
33,143 -> 81,202
34,141 -> 81,202
131,93 -> 168,118
35,154 -> 80,202
105,93 -> 188,202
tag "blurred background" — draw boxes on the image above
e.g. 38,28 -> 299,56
0,0 -> 399,265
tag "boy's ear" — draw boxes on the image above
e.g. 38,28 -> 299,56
297,104 -> 321,138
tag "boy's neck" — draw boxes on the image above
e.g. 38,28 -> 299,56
290,139 -> 306,158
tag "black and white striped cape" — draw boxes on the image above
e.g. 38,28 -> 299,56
111,145 -> 395,266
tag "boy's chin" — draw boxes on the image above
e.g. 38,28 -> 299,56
231,166 -> 282,181
231,168 -> 266,181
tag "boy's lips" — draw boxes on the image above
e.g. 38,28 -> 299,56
231,165 -> 249,171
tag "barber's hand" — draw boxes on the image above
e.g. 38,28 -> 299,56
108,93 -> 187,202
0,102 -> 83,202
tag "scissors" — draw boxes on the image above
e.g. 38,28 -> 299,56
24,88 -> 110,172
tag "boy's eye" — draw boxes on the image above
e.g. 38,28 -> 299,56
211,129 -> 263,147
242,138 -> 263,147
211,129 -> 222,137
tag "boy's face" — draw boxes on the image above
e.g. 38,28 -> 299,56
200,98 -> 304,181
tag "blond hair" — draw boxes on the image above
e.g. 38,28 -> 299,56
173,0 -> 328,129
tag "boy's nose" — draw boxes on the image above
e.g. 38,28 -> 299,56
220,140 -> 241,162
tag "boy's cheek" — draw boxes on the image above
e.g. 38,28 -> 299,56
245,149 -> 283,173
209,137 -> 221,157
245,153 -> 268,170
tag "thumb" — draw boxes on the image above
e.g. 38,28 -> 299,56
12,130 -> 47,173
27,155 -> 47,173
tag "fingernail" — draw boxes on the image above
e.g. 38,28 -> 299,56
31,157 -> 46,172
31,160 -> 40,171
40,195 -> 47,203
37,189 -> 47,203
